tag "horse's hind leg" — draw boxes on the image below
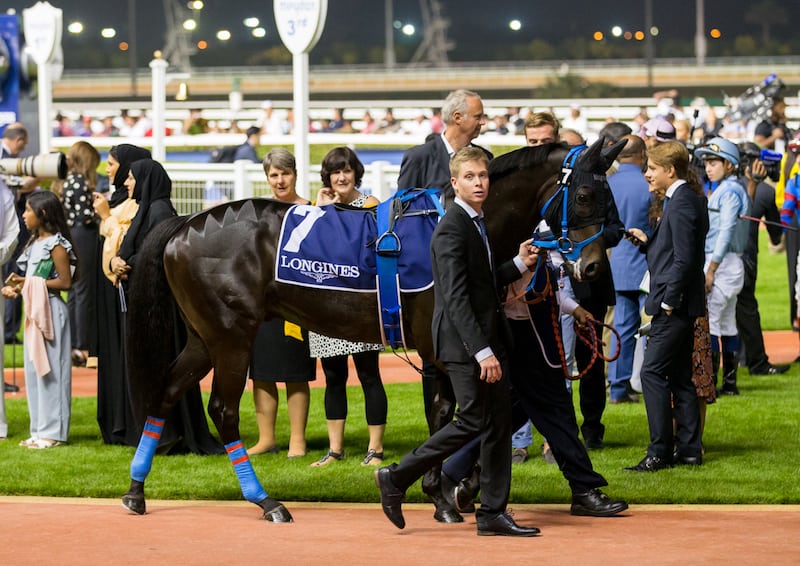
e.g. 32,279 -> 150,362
207,349 -> 293,523
122,334 -> 212,516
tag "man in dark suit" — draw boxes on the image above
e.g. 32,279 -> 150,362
376,147 -> 540,536
396,88 -> 492,522
625,141 -> 709,471
735,143 -> 788,375
397,88 -> 490,204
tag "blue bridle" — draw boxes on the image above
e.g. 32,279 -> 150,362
532,144 -> 605,263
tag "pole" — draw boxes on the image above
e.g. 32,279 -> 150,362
644,0 -> 654,89
36,62 -> 51,153
695,0 -> 706,66
293,51 -> 310,199
128,0 -> 138,96
150,56 -> 167,162
385,0 -> 395,68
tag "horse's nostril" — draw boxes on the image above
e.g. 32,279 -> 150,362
584,262 -> 598,279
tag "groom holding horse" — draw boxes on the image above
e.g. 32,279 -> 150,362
376,147 -> 541,536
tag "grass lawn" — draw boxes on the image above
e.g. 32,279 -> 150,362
0,229 -> 798,505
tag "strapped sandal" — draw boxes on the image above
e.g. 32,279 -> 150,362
29,439 -> 62,449
19,437 -> 37,447
310,450 -> 344,467
361,449 -> 384,467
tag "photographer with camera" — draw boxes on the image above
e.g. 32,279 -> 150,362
754,97 -> 791,153
735,142 -> 788,376
1,124 -> 39,355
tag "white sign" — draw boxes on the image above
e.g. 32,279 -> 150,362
23,1 -> 62,66
274,0 -> 327,54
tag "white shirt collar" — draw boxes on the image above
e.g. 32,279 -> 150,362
454,196 -> 481,219
665,180 -> 685,199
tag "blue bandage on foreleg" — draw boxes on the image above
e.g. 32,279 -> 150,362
226,440 -> 269,503
130,416 -> 165,482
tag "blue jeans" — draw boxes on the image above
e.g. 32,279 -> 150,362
608,290 -> 646,401
512,420 -> 532,449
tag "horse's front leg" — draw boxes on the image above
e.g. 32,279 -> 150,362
122,337 -> 212,516
208,361 -> 293,523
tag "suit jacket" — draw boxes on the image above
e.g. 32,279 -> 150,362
644,183 -> 709,317
397,136 -> 492,203
608,163 -> 651,291
431,204 -> 522,363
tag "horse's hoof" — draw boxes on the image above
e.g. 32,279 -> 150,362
122,493 -> 146,515
259,497 -> 293,523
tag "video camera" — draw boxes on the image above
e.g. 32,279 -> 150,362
0,152 -> 66,188
738,142 -> 781,183
724,74 -> 785,124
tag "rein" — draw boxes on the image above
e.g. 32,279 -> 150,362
523,265 -> 622,381
532,145 -> 605,263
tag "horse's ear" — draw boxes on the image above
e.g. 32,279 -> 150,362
576,136 -> 605,172
600,138 -> 627,171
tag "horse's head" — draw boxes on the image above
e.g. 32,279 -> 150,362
534,136 -> 625,281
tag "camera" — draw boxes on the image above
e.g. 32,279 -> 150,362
738,142 -> 780,183
0,152 -> 67,180
725,74 -> 785,124
0,152 -> 67,190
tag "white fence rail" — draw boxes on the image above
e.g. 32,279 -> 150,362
163,160 -> 401,215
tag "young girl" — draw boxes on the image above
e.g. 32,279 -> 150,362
2,190 -> 76,449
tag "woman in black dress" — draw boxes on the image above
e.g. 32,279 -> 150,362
110,158 -> 223,455
248,149 -> 317,457
93,144 -> 150,446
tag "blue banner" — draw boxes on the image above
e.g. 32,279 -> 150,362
0,14 -> 20,133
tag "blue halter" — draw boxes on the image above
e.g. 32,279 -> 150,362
532,144 -> 605,263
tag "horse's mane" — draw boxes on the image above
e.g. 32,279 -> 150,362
488,142 -> 565,182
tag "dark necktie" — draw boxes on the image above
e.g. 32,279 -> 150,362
474,216 -> 491,264
662,195 -> 670,212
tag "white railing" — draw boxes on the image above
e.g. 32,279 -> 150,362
163,160 -> 401,215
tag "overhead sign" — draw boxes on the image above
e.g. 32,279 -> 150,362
274,0 -> 327,54
23,1 -> 62,66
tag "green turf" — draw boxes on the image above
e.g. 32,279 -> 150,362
0,224 -> 797,504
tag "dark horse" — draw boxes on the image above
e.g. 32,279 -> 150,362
122,137 -> 624,520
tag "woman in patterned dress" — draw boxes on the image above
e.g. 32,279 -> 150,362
309,147 -> 388,467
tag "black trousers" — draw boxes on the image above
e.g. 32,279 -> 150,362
640,310 -> 702,460
507,319 -> 607,492
391,360 -> 512,520
787,222 -> 799,325
575,297 -> 608,444
736,256 -> 771,372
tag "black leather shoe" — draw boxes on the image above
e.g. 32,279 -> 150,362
3,382 -> 19,393
625,455 -> 672,472
374,467 -> 406,529
584,436 -> 605,450
571,488 -> 629,517
750,364 -> 790,375
477,512 -> 540,537
674,455 -> 702,466
453,481 -> 476,514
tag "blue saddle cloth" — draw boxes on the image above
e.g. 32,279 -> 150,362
275,192 -> 440,292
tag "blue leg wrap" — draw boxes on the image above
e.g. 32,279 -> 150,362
226,440 -> 269,503
130,417 -> 164,482
721,334 -> 740,353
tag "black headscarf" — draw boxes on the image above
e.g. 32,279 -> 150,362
108,144 -> 152,208
118,159 -> 175,261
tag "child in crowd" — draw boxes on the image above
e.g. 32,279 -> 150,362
2,191 -> 76,449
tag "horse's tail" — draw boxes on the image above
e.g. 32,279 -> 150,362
126,215 -> 188,427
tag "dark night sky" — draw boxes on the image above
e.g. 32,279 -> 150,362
4,0 -> 797,62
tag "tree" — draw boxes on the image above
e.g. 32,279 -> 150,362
744,0 -> 787,44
